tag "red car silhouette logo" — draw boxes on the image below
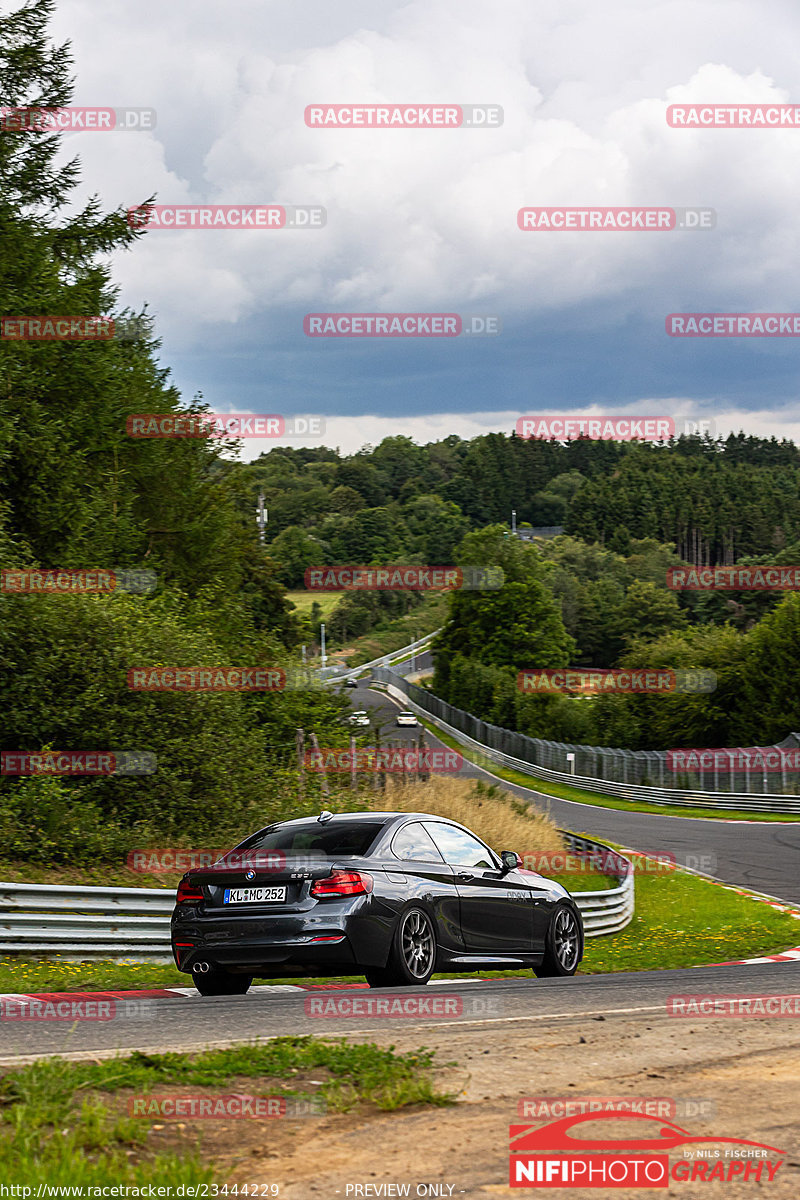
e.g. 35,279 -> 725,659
510,1110 -> 784,1155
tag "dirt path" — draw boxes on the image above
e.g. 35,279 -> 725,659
214,1011 -> 800,1197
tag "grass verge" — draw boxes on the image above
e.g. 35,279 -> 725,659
582,866 -> 800,972
0,1037 -> 453,1185
0,858 -> 184,889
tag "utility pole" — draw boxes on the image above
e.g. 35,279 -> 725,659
418,728 -> 428,782
320,622 -> 327,669
255,493 -> 268,543
296,728 -> 305,802
511,509 -> 517,535
309,731 -> 329,799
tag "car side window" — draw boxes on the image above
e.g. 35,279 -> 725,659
390,822 -> 445,863
423,823 -> 496,869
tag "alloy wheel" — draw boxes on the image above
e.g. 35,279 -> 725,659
553,908 -> 580,972
400,909 -> 435,979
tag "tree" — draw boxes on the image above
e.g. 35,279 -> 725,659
737,594 -> 800,744
619,580 -> 687,646
0,0 -> 251,597
268,526 -> 326,588
433,527 -> 575,700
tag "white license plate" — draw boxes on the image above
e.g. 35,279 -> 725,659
223,886 -> 287,904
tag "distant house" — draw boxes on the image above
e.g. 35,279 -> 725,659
515,526 -> 564,541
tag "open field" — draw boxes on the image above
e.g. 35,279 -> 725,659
284,590 -> 344,617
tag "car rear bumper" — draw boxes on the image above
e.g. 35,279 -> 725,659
172,933 -> 359,976
171,895 -> 392,976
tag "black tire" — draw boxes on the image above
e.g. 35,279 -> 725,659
534,904 -> 582,978
193,968 -> 253,996
364,968 -> 393,988
368,906 -> 437,987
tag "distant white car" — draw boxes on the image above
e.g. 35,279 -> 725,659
396,711 -> 418,727
348,711 -> 370,726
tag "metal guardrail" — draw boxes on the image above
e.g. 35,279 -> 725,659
322,630 -> 440,684
374,669 -> 800,813
0,881 -> 174,960
561,833 -> 634,937
0,834 -> 632,960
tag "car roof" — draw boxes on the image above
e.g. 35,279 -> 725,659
240,810 -> 488,852
257,811 -> 465,828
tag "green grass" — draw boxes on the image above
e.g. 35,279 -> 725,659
0,1038 -> 453,1185
0,957 -> 190,993
415,716 -> 800,823
547,869 -> 616,892
285,590 -> 344,617
0,858 -> 185,889
581,867 -> 800,973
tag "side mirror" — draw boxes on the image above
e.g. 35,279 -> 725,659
500,850 -> 522,873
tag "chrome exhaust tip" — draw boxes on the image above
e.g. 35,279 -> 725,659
192,961 -> 211,974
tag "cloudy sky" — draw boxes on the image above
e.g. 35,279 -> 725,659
45,0 -> 800,454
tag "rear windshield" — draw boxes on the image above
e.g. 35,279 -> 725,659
238,820 -> 385,857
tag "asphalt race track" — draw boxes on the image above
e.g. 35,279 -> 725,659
2,675 -> 798,1066
1,962 -> 799,1063
358,678 -> 800,906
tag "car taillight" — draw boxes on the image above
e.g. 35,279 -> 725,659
311,870 -> 373,897
176,879 -> 204,904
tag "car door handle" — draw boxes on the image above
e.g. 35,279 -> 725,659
455,872 -> 474,881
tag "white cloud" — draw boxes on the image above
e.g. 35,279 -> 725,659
38,0 -> 800,410
223,399 -> 798,458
